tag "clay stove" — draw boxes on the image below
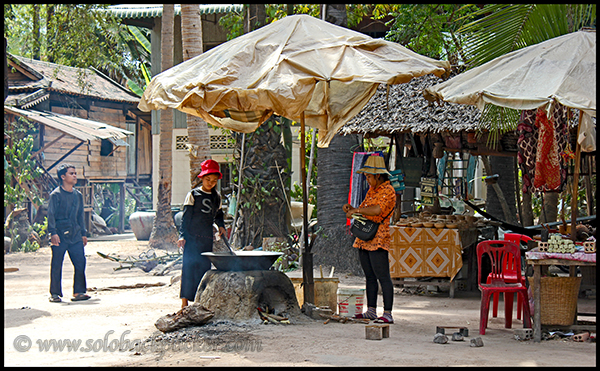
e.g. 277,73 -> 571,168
194,269 -> 302,323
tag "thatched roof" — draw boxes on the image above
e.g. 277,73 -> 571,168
340,73 -> 481,137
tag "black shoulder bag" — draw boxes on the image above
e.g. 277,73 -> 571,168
350,207 -> 394,241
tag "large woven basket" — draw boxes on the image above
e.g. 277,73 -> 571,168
528,276 -> 582,326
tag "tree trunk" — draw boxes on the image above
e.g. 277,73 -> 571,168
483,155 -> 518,225
244,4 -> 267,34
45,5 -> 55,62
521,192 -> 534,226
181,4 -> 211,188
234,118 -> 290,249
539,192 -> 559,224
149,4 -> 178,250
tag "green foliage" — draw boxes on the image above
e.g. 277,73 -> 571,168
33,217 -> 49,242
218,4 -> 373,41
4,119 -> 44,209
385,4 -> 479,60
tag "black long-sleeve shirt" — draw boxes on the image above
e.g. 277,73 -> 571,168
47,186 -> 87,242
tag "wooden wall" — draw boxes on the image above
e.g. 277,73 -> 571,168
42,105 -> 128,181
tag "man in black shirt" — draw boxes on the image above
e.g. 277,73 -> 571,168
47,163 -> 90,302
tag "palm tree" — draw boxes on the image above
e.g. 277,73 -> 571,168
181,4 -> 211,188
148,4 -> 178,250
457,4 -> 596,225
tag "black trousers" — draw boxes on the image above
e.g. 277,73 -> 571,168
49,240 -> 87,297
358,248 -> 394,312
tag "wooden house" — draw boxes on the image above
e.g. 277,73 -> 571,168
5,53 -> 152,231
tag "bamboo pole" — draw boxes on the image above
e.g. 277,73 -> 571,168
569,111 -> 584,242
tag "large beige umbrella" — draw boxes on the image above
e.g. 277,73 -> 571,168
139,14 -> 450,148
423,29 -> 595,116
423,29 -> 596,242
139,14 -> 450,303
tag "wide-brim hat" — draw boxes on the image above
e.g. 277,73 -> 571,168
198,159 -> 223,179
356,155 -> 391,176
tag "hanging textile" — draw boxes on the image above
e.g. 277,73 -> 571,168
347,151 -> 383,225
533,109 -> 561,190
518,104 -> 574,193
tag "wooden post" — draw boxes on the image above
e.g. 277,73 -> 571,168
119,182 -> 125,234
569,111 -> 584,242
301,112 -> 314,305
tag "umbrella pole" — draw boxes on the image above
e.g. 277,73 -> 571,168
301,112 -> 315,304
569,110 -> 584,242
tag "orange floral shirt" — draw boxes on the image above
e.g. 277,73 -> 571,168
353,180 -> 396,251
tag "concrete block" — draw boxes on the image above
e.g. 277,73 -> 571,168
514,328 -> 533,341
436,326 -> 469,337
366,324 -> 389,340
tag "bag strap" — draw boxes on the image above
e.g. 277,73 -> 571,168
382,207 -> 394,221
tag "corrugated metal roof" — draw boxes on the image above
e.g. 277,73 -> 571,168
107,4 -> 243,19
4,106 -> 133,143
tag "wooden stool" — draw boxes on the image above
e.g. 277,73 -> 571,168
366,324 -> 390,340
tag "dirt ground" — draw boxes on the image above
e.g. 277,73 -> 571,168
4,234 -> 596,367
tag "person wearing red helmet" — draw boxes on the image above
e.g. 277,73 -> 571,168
177,159 -> 226,308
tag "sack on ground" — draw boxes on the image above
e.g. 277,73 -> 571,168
155,304 -> 215,333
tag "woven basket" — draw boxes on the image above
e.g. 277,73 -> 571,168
528,276 -> 581,326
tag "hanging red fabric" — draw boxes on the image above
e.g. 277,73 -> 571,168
533,109 -> 561,190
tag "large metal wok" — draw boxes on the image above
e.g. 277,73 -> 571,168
202,251 -> 283,271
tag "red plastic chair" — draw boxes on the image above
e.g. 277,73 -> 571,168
489,233 -> 532,320
477,240 -> 532,335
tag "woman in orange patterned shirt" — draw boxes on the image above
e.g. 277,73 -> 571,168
343,155 -> 396,323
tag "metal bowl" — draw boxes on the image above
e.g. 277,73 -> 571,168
201,251 -> 283,271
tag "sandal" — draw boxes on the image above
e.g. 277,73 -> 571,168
71,293 -> 91,302
353,312 -> 376,320
49,295 -> 62,303
374,315 -> 394,324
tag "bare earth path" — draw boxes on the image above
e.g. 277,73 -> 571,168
4,235 -> 596,366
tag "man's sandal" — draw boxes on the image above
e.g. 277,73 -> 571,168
49,295 -> 62,303
71,293 -> 91,302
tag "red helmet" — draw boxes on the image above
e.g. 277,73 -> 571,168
198,159 -> 222,179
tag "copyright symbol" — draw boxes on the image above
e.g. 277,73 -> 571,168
14,335 -> 32,352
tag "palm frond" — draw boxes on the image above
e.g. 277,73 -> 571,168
127,25 -> 151,54
459,4 -> 596,68
479,104 -> 520,150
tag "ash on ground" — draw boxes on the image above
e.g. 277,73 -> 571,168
144,320 -> 260,349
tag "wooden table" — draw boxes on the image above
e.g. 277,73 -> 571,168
526,250 -> 596,342
388,226 -> 478,298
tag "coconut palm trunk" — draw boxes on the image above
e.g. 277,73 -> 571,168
181,4 -> 211,188
149,4 -> 178,250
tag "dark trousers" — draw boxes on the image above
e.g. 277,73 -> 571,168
49,240 -> 87,297
358,248 -> 394,311
180,236 -> 212,301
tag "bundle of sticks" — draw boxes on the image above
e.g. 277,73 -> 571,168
319,313 -> 370,324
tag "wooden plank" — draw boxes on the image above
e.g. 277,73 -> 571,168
51,106 -> 88,118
